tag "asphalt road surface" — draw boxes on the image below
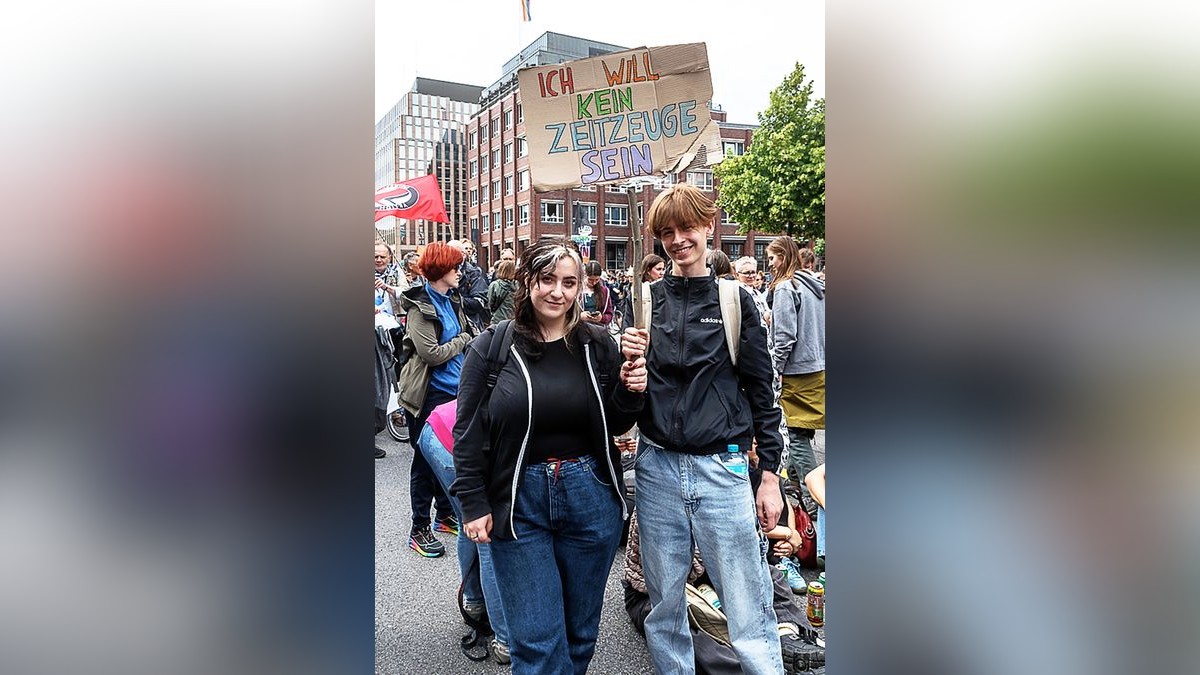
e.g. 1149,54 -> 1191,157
375,429 -> 825,674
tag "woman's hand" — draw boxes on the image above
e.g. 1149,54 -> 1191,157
620,328 -> 648,361
463,514 -> 493,544
621,357 -> 647,392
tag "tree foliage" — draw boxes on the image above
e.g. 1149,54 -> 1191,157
716,63 -> 824,238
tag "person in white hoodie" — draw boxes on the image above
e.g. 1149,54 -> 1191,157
766,236 -> 826,492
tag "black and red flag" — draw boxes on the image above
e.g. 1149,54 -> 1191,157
374,174 -> 449,223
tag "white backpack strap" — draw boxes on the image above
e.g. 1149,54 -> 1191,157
717,278 -> 741,367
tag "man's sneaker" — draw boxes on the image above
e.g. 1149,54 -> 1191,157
390,411 -> 409,441
781,632 -> 825,674
409,526 -> 445,557
491,638 -> 511,665
776,558 -> 807,594
375,447 -> 386,459
433,515 -> 460,536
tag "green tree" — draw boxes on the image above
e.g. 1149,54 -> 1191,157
716,63 -> 824,238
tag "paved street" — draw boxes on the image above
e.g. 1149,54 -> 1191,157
375,429 -> 824,674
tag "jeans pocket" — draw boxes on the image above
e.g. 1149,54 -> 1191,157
584,461 -> 615,488
634,441 -> 656,469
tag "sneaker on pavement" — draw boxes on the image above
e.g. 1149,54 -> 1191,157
390,411 -> 409,441
777,558 -> 807,594
491,638 -> 511,665
781,633 -> 825,674
375,447 -> 386,459
409,526 -> 445,558
433,515 -> 460,536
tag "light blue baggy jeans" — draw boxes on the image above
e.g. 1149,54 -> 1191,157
635,438 -> 783,674
417,424 -> 509,646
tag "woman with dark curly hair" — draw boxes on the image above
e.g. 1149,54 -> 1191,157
452,237 -> 647,674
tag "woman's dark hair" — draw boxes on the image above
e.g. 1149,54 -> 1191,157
511,237 -> 583,350
638,253 -> 665,282
583,260 -> 602,278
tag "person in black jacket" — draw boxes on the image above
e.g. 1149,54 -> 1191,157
620,183 -> 788,674
452,237 -> 646,675
451,239 -> 491,331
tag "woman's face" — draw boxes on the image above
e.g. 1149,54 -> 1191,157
648,262 -> 665,281
530,256 -> 580,328
767,250 -> 783,274
437,265 -> 461,289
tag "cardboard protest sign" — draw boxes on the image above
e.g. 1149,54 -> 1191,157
517,42 -> 723,192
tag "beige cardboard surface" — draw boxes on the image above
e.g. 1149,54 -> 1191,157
517,42 -> 723,193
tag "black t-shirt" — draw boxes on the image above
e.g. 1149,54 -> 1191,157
525,337 -> 594,464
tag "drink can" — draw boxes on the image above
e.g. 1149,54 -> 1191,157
696,583 -> 722,611
818,572 -> 825,589
806,581 -> 824,627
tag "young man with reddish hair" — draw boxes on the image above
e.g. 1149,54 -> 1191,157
621,183 -> 786,673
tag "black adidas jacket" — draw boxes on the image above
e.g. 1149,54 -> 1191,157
640,271 -> 784,473
451,322 -> 643,541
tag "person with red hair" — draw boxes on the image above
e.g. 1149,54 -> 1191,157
396,241 -> 479,558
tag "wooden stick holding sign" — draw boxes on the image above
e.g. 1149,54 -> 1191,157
626,186 -> 644,330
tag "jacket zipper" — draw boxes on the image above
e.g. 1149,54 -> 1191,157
671,279 -> 690,446
508,344 -> 534,540
584,343 -> 628,522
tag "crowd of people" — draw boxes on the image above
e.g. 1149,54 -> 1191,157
374,183 -> 826,674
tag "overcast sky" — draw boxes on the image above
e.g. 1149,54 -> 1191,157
376,0 -> 824,124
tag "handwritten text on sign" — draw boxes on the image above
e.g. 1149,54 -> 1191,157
517,43 -> 721,193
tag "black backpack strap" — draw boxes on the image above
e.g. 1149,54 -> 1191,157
485,319 -> 514,391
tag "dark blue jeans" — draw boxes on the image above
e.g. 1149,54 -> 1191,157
406,387 -> 454,530
489,454 -> 623,675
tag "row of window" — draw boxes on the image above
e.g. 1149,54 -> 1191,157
469,139 -> 528,177
468,103 -> 524,149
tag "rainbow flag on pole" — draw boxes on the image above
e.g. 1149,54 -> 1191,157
520,0 -> 531,21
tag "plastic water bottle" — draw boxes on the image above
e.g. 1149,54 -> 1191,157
720,444 -> 748,477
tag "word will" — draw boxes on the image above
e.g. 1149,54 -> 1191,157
601,52 -> 661,87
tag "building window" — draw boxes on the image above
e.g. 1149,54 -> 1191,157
492,210 -> 501,231
481,184 -> 489,202
574,203 -> 597,226
518,138 -> 528,157
519,203 -> 530,225
504,110 -> 513,129
723,140 -> 744,156
470,217 -> 478,235
721,209 -> 734,224
469,159 -> 477,178
480,153 -> 488,173
481,214 -> 490,231
754,242 -> 768,267
469,130 -> 477,149
724,242 -> 743,258
658,173 -> 676,187
491,179 -> 500,198
504,175 -> 513,195
470,189 -> 478,206
541,200 -> 565,223
491,149 -> 500,167
517,102 -> 523,123
479,124 -> 488,143
605,204 -> 629,227
687,171 -> 714,191
605,242 -> 627,271
518,170 -> 529,192
491,117 -> 500,136
606,184 -> 625,193
503,142 -> 512,164
505,207 -> 514,228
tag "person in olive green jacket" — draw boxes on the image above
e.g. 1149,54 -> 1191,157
486,260 -> 518,325
396,241 -> 479,558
